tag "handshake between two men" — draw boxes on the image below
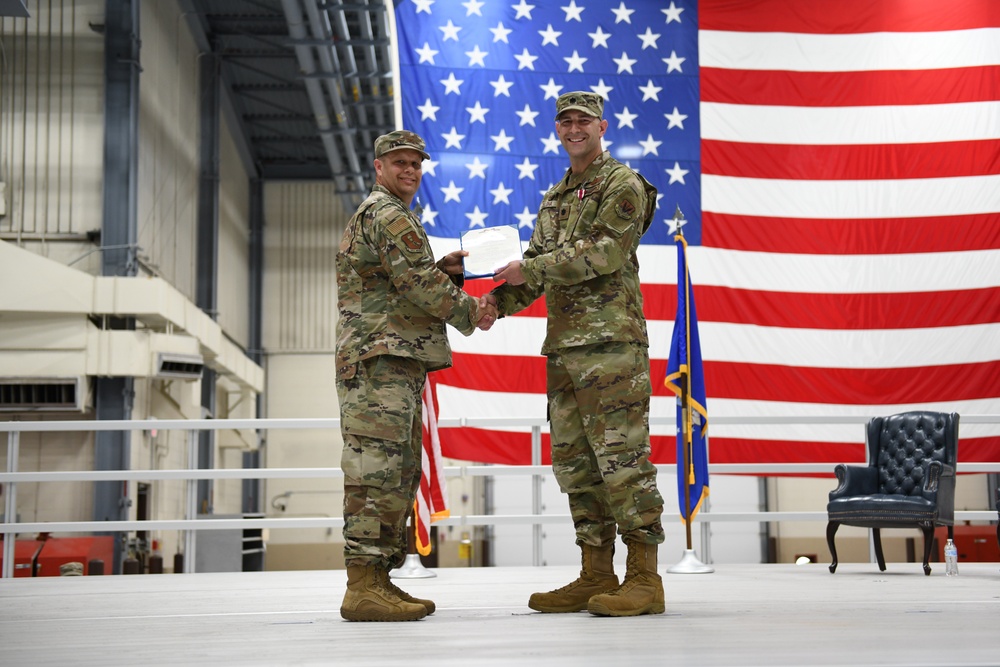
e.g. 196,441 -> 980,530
439,249 -> 527,333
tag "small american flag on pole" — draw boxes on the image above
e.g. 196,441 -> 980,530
415,378 -> 449,556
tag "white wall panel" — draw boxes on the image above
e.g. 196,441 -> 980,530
262,181 -> 346,352
141,378 -> 204,564
259,182 -> 348,555
262,353 -> 343,547
218,121 -> 250,348
0,428 -> 93,525
137,0 -> 200,298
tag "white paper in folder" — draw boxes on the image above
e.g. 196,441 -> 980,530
460,224 -> 523,279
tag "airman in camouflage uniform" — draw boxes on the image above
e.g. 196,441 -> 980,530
488,92 -> 665,617
335,130 -> 494,622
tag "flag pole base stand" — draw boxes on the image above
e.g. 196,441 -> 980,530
666,549 -> 714,574
391,553 -> 437,579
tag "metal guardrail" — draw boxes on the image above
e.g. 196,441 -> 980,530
3,416 -> 999,577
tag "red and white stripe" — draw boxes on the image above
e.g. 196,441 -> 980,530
428,0 -> 1000,466
415,378 -> 449,556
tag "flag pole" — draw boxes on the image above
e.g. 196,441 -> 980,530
392,510 -> 436,579
669,316 -> 710,574
681,370 -> 693,551
667,206 -> 713,574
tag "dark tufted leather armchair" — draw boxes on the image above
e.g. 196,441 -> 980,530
995,487 -> 999,551
827,411 -> 959,576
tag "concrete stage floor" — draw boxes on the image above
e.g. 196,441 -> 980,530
1,562 -> 999,666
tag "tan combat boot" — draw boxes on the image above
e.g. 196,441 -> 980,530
587,541 -> 664,617
528,544 -> 619,613
381,569 -> 436,615
340,564 -> 428,622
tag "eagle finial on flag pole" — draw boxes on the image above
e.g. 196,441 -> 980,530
669,205 -> 687,236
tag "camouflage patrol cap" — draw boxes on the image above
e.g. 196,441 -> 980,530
60,561 -> 84,576
554,91 -> 604,120
374,130 -> 430,160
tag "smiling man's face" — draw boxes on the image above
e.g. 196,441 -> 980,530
556,110 -> 607,170
374,148 -> 424,205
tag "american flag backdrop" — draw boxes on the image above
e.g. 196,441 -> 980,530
393,0 -> 1000,467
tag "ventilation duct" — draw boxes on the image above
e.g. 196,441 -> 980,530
155,353 -> 204,381
1,240 -> 263,393
0,377 -> 87,412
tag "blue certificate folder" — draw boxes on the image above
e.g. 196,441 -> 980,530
460,224 -> 524,279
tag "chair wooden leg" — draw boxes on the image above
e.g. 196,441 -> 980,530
921,525 -> 935,576
826,521 -> 840,573
872,528 -> 886,571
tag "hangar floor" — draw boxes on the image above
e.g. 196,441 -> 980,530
1,561 -> 998,666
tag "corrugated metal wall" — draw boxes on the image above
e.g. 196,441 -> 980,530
218,124 -> 251,350
139,0 -> 252,349
259,180 -> 349,562
263,181 -> 346,352
136,0 -> 200,300
0,0 -> 104,240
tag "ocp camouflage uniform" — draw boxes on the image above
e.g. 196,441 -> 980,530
336,183 -> 479,570
491,151 -> 665,549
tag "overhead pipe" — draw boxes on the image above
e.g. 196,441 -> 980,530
356,0 -> 391,135
279,0 -> 361,199
320,0 -> 382,155
300,0 -> 371,195
378,0 -> 404,128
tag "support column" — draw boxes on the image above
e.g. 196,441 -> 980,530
196,51 -> 221,515
244,178 -> 264,515
94,0 -> 141,573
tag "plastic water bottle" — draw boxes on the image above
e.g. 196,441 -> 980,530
944,538 -> 959,576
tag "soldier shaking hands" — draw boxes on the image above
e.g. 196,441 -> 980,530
487,92 -> 666,618
335,130 -> 495,622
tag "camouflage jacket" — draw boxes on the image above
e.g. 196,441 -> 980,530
491,151 -> 655,354
335,185 -> 479,373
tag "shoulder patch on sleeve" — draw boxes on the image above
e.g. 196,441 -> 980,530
597,179 -> 643,238
615,198 -> 636,220
399,230 -> 424,251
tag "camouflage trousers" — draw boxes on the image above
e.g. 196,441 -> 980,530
336,354 -> 425,569
547,341 -> 664,547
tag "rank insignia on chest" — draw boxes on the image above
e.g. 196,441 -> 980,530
615,198 -> 636,219
400,230 -> 424,251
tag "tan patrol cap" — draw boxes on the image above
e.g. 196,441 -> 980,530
554,91 -> 604,120
60,561 -> 84,576
374,130 -> 430,160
